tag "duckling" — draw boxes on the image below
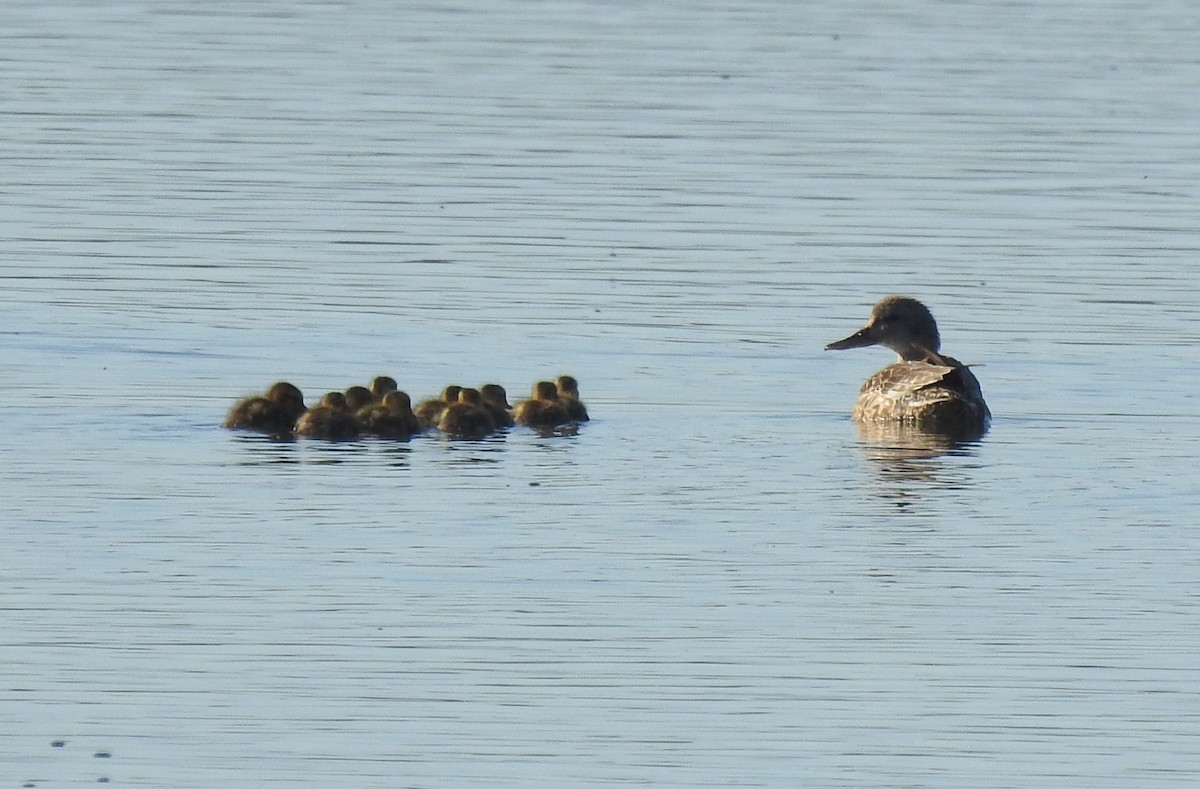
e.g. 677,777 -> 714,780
414,385 -> 462,431
479,383 -> 514,427
384,390 -> 420,432
357,390 -> 420,439
555,375 -> 589,422
437,387 -> 497,439
369,375 -> 398,399
344,385 -> 375,411
317,391 -> 348,410
295,391 -> 360,440
513,381 -> 570,427
224,381 -> 306,435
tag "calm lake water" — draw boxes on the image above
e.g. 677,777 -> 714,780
3,0 -> 1200,786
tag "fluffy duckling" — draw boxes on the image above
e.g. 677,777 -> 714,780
344,385 -> 375,412
414,385 -> 462,431
555,375 -> 589,422
295,391 -> 360,440
513,381 -> 570,427
224,381 -> 307,435
390,390 -> 422,436
357,390 -> 420,439
479,383 -> 514,428
318,391 -> 348,410
369,375 -> 398,399
437,387 -> 497,439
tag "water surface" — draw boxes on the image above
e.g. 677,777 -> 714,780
3,0 -> 1200,786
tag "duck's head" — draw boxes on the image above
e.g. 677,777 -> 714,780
458,387 -> 483,405
555,375 -> 580,399
370,375 -> 398,398
266,381 -> 305,409
320,391 -> 349,410
533,380 -> 558,401
825,295 -> 941,362
480,383 -> 509,407
382,390 -> 412,413
344,386 -> 374,410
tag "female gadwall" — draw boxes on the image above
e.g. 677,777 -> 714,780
825,296 -> 990,432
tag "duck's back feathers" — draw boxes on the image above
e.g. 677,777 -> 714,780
852,359 -> 989,430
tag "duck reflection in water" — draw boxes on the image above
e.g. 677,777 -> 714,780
851,420 -> 986,512
826,295 -> 989,440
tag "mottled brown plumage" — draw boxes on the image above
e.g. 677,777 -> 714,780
826,296 -> 989,433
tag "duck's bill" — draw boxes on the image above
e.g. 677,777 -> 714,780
825,327 -> 876,351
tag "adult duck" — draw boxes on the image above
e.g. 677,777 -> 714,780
825,296 -> 990,433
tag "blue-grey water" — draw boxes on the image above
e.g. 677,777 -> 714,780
3,0 -> 1200,786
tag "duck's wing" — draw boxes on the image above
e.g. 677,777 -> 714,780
855,360 -> 989,428
859,361 -> 956,397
